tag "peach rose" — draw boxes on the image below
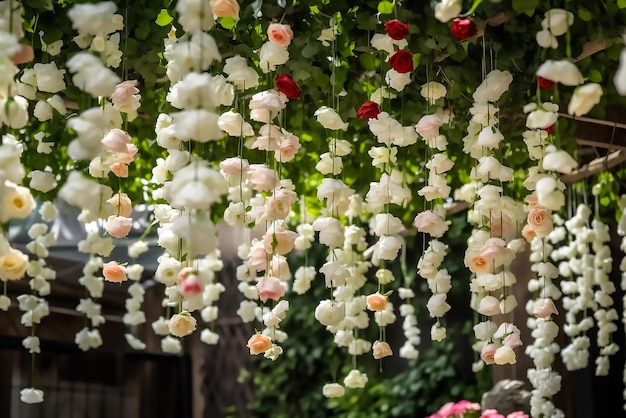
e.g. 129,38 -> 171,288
107,193 -> 132,217
104,215 -> 133,238
210,0 -> 240,19
479,238 -> 507,263
521,224 -> 536,242
102,261 -> 127,283
263,225 -> 297,255
527,207 -> 553,238
415,113 -> 443,140
118,143 -> 138,164
256,276 -> 285,302
177,266 -> 194,283
533,298 -> 558,318
366,293 -> 388,312
503,333 -> 523,349
110,162 -> 129,178
372,340 -> 393,359
248,241 -> 268,271
480,342 -> 499,365
464,249 -> 491,274
267,23 -> 294,47
11,43 -> 34,64
247,333 -> 272,355
168,312 -> 197,337
0,250 -> 28,281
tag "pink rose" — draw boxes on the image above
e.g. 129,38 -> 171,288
413,210 -> 448,237
277,133 -> 301,162
263,189 -> 297,221
179,273 -> 203,296
415,114 -> 443,140
248,241 -> 268,271
107,193 -> 132,217
533,298 -> 558,318
104,215 -> 133,238
480,409 -> 505,418
220,157 -> 249,176
480,342 -> 499,365
256,276 -> 285,302
102,128 -> 131,153
451,400 -> 481,415
506,412 -> 529,418
249,164 -> 280,192
267,23 -> 294,47
503,333 -> 523,349
103,261 -> 127,283
479,238 -> 507,262
111,80 -> 140,110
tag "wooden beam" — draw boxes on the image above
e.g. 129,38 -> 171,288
561,150 -> 626,184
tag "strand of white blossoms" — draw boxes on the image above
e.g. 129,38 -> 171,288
151,2 -> 230,353
461,69 -> 525,368
617,196 -> 626,409
413,81 -> 453,344
313,107 -> 365,399
554,204 -> 594,372
589,184 -> 619,376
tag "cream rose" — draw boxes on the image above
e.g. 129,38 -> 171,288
322,383 -> 345,398
567,83 -> 603,117
0,250 -> 28,281
372,340 -> 393,359
168,312 -> 197,337
2,183 -> 35,221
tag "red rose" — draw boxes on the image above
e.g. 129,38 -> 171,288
389,49 -> 414,73
275,74 -> 301,99
538,77 -> 555,90
385,19 -> 409,40
544,124 -> 555,134
450,18 -> 477,40
357,101 -> 381,120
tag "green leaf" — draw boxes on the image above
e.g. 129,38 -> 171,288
619,0 -> 626,9
578,8 -> 592,22
589,69 -> 603,82
377,0 -> 394,15
512,0 -> 538,15
155,9 -> 173,27
219,16 -> 236,29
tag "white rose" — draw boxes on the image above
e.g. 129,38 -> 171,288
322,383 -> 345,398
536,59 -> 583,86
161,336 -> 182,354
494,345 -> 516,365
420,81 -> 447,103
542,148 -> 577,174
314,106 -> 348,130
343,369 -> 368,389
434,0 -> 462,23
2,183 -> 35,220
27,170 -> 56,193
0,96 -> 29,129
543,8 -> 574,37
473,69 -> 513,103
172,109 -> 223,143
223,55 -> 259,90
477,125 -> 504,149
175,0 -> 215,32
431,324 -> 447,341
259,41 -> 289,73
33,100 -> 53,122
567,83 -> 603,116
385,68 -> 412,92
426,294 -> 451,318
34,62 -> 66,93
536,29 -> 557,49
369,33 -> 407,54
315,299 -> 345,327
614,37 -> 626,96
20,388 -> 44,404
218,110 -> 254,137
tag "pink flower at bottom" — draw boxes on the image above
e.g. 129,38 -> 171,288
480,409 -> 505,418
